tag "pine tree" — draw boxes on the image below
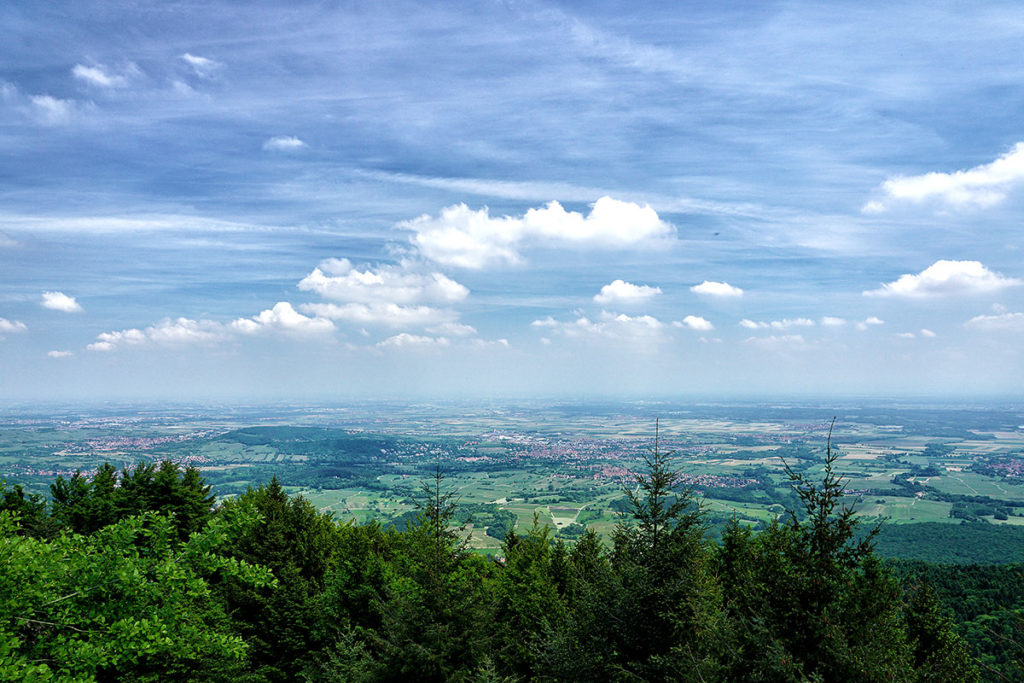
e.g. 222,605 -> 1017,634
608,419 -> 726,681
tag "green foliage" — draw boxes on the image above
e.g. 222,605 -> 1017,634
718,420 -> 975,681
902,582 -> 980,682
607,421 -> 726,681
874,522 -> 1024,564
217,477 -> 341,681
0,424 -> 999,682
49,460 -> 215,539
321,463 -> 492,681
890,560 -> 1024,679
490,517 -> 567,677
0,480 -> 58,539
0,508 -> 272,681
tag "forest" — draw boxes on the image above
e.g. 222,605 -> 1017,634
1,437 -> 1022,682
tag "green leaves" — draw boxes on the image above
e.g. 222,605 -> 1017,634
1,507 -> 269,681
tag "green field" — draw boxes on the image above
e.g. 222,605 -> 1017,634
3,401 -> 1024,555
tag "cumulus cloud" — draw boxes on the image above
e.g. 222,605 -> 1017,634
674,315 -> 713,331
920,328 -> 936,338
47,350 -> 73,358
593,279 -> 662,305
300,302 -> 455,328
866,142 -> 1024,211
690,280 -> 743,297
0,318 -> 27,337
531,311 -> 665,342
231,302 -> 335,336
864,260 -> 1021,298
739,318 -> 815,330
896,332 -> 916,339
41,291 -> 82,313
263,136 -> 307,151
964,311 -> 1024,331
88,304 -> 336,352
855,316 -> 885,331
403,197 -> 673,269
821,317 -> 846,327
72,63 -> 138,88
376,333 -> 451,349
181,53 -> 221,78
298,259 -> 468,304
88,317 -> 226,352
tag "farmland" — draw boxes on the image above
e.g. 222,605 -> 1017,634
3,400 -> 1024,559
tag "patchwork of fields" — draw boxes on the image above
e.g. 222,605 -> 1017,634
3,401 -> 1024,556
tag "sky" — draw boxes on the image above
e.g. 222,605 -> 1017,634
1,0 -> 1023,402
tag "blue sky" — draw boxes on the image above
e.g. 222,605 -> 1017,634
2,0 -> 1023,401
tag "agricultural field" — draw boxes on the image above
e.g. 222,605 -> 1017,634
3,400 -> 1024,557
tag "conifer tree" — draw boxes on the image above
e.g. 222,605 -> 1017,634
608,420 -> 726,681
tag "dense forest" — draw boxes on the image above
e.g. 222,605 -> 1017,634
2,437 -> 1021,681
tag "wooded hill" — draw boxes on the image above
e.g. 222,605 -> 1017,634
2,439 -> 1019,681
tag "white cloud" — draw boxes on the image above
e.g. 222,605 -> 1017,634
744,334 -> 806,347
864,260 -> 1021,298
263,136 -> 307,151
0,318 -> 27,337
88,318 -> 226,351
690,280 -> 743,297
0,213 -> 275,234
855,316 -> 885,331
964,311 -> 1024,331
300,302 -> 455,328
821,316 -> 846,327
867,142 -> 1024,211
30,95 -> 76,125
675,315 -> 713,331
896,332 -> 916,339
739,318 -> 815,330
427,321 -> 478,337
72,63 -> 137,88
377,333 -> 451,349
298,259 -> 468,305
593,279 -> 662,305
41,291 -> 82,313
469,337 -> 510,349
920,328 -> 936,338
531,311 -> 665,342
47,350 -> 73,358
181,53 -> 221,78
404,196 -> 673,269
231,302 -> 335,336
